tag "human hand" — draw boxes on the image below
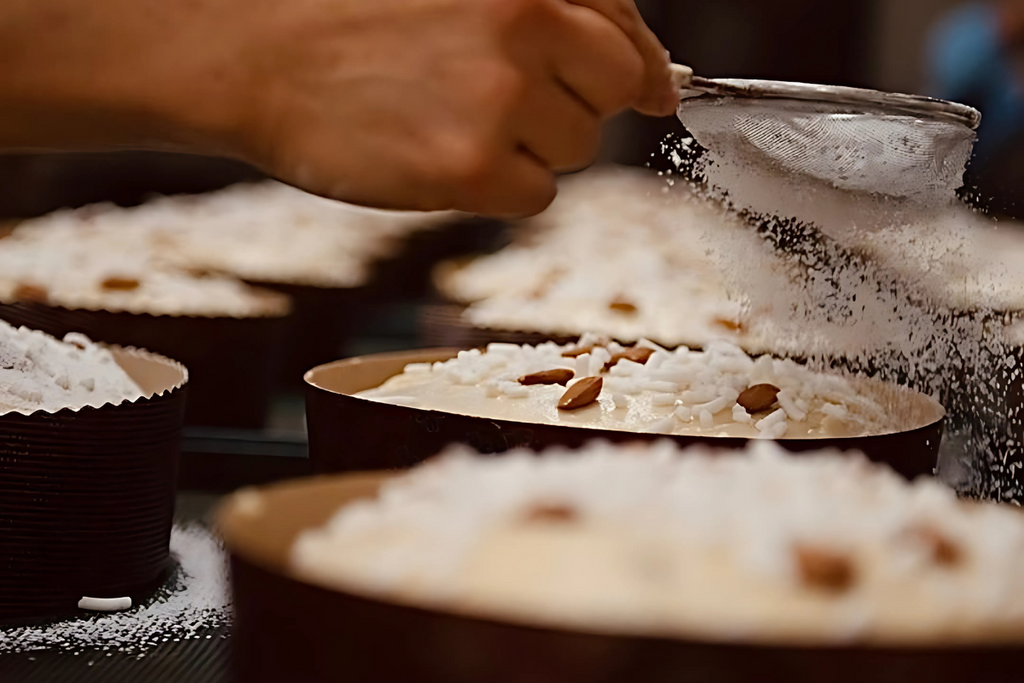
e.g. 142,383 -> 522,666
221,0 -> 677,215
0,0 -> 675,217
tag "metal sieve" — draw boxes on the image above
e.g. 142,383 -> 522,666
669,65 -> 981,201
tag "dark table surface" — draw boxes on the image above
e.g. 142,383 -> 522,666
0,491 -> 233,683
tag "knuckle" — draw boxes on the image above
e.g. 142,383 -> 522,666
581,113 -> 602,146
606,52 -> 645,112
521,177 -> 558,216
551,117 -> 600,171
482,63 -> 528,111
481,0 -> 545,28
610,1 -> 639,30
436,135 -> 498,188
465,60 -> 527,116
574,122 -> 602,167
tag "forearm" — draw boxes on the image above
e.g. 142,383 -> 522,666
0,0 -> 244,154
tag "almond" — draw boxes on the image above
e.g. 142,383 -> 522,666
186,267 -> 215,279
519,368 -> 575,386
737,383 -> 780,413
609,298 -> 638,314
557,376 -> 603,410
561,337 -> 610,358
794,545 -> 855,593
523,503 -> 579,523
561,344 -> 595,359
13,283 -> 48,303
605,345 -> 655,370
528,270 -> 562,300
101,277 -> 141,291
909,525 -> 962,567
714,316 -> 744,332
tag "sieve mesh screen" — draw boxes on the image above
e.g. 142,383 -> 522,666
677,98 -> 976,203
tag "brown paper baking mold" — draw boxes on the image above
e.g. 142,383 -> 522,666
304,349 -> 944,479
217,473 -> 1022,683
0,346 -> 187,624
0,296 -> 286,429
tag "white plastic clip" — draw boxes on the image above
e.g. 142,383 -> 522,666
78,596 -> 132,612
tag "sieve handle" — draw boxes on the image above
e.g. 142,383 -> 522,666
670,64 -> 694,91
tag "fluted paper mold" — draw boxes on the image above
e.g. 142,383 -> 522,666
218,473 -> 1021,683
0,297 -> 285,429
304,349 -> 944,478
0,346 -> 187,624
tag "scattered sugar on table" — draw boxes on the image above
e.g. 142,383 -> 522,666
0,525 -> 230,657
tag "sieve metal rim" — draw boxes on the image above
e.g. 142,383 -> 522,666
683,77 -> 982,130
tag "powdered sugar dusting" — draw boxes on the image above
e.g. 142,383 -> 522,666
292,441 -> 1024,644
0,320 -> 143,415
0,524 -> 230,655
0,181 -> 450,318
359,338 -> 942,439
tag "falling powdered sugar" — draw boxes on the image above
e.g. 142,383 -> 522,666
667,96 -> 1024,500
0,524 -> 231,655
